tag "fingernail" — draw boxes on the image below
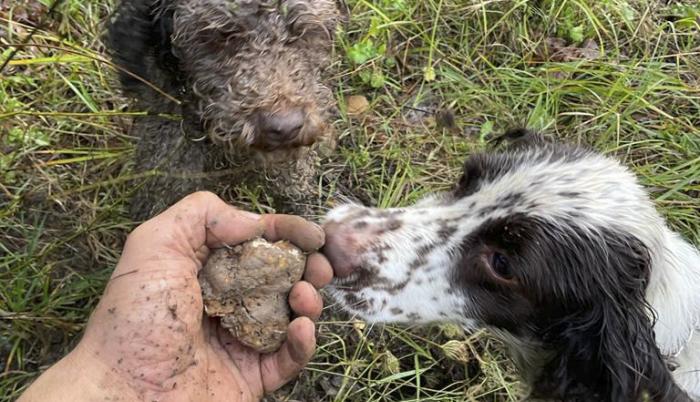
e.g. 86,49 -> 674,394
312,224 -> 325,246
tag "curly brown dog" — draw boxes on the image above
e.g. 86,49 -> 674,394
107,0 -> 345,219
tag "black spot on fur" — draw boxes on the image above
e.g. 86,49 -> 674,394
409,256 -> 427,271
372,243 -> 390,264
558,191 -> 581,198
417,243 -> 437,256
477,204 -> 500,218
406,312 -> 421,320
344,293 -> 358,305
500,192 -> 524,209
386,219 -> 403,231
375,209 -> 404,219
438,225 -> 458,242
354,221 -> 368,229
339,265 -> 380,292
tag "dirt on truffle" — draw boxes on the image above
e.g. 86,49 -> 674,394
199,238 -> 306,353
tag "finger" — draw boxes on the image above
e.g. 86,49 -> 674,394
260,317 -> 316,392
288,281 -> 323,320
120,192 -> 264,275
303,253 -> 333,288
157,191 -> 264,249
195,245 -> 210,264
260,215 -> 325,252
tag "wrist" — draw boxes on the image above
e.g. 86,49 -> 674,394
19,344 -> 140,402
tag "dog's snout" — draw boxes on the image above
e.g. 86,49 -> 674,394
322,221 -> 359,278
252,108 -> 318,150
261,108 -> 304,138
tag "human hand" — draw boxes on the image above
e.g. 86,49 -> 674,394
19,192 -> 333,402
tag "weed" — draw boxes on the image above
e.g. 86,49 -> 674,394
1,0 -> 698,400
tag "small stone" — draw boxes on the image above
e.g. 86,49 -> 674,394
346,95 -> 369,115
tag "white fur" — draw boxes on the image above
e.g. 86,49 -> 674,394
325,146 -> 700,398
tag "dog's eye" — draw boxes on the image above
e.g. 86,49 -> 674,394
490,252 -> 513,280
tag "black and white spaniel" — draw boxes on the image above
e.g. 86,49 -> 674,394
322,131 -> 700,401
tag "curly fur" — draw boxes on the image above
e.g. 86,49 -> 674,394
106,0 -> 344,219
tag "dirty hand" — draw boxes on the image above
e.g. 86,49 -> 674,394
19,192 -> 333,402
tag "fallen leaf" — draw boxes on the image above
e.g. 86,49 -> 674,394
435,108 -> 457,130
346,95 -> 369,115
537,37 -> 601,62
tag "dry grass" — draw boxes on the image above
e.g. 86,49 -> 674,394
1,0 -> 698,400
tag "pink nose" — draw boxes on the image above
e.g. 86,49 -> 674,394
321,221 -> 359,278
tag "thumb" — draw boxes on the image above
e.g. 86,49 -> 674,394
260,317 -> 316,392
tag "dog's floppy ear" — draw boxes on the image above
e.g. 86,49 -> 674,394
106,0 -> 178,94
530,229 -> 691,401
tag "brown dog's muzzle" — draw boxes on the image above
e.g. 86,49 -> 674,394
251,108 -> 319,151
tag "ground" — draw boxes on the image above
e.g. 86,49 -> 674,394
1,0 -> 699,400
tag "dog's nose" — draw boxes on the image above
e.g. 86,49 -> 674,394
260,108 -> 305,140
321,221 -> 357,278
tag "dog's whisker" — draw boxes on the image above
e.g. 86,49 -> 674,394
330,285 -> 358,291
348,297 -> 370,310
322,299 -> 341,310
365,322 -> 376,336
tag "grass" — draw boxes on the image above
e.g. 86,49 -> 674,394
1,0 -> 699,400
